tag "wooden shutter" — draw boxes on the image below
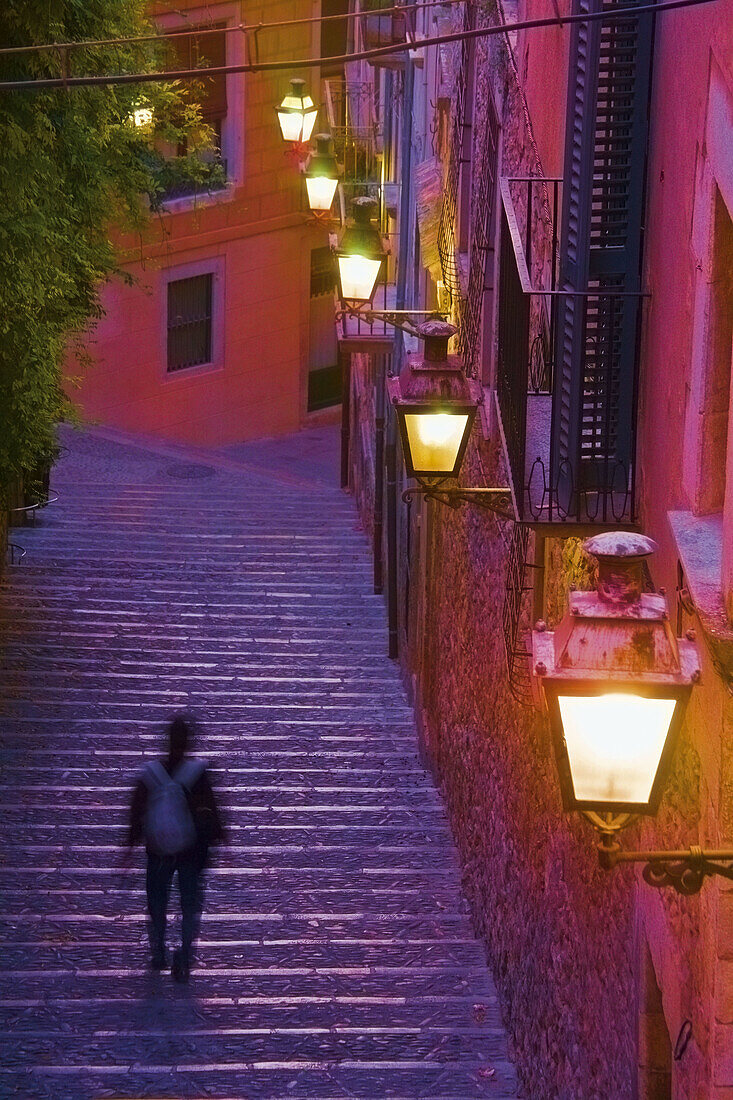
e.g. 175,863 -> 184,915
553,0 -> 654,497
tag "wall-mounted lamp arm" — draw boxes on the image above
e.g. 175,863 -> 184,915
335,306 -> 448,338
597,836 -> 733,895
402,484 -> 515,521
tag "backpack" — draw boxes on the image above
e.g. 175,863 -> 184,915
142,758 -> 206,856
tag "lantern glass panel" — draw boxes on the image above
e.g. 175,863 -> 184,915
337,254 -> 382,303
306,175 -> 339,211
301,108 -> 318,142
404,412 -> 469,474
277,96 -> 317,143
557,693 -> 677,805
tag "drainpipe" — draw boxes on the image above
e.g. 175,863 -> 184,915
372,70 -> 394,595
340,343 -> 351,490
373,363 -> 385,593
386,57 -> 415,659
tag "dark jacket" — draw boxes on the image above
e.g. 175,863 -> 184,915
128,758 -> 224,852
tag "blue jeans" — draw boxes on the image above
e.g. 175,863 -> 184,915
146,848 -> 205,961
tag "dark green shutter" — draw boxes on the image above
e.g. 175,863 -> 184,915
553,0 -> 654,501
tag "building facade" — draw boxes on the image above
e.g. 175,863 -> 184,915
65,0 -> 349,446
343,1 -> 733,1097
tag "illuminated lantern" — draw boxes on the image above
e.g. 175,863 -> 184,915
132,105 -> 153,128
304,134 -> 340,214
276,78 -> 319,144
532,533 -> 701,816
387,320 -> 482,480
335,197 -> 387,307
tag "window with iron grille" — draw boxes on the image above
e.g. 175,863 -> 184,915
167,273 -> 213,372
310,247 -> 336,297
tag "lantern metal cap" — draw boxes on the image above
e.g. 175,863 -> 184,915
532,531 -> 701,685
337,199 -> 385,262
306,134 -> 339,178
351,195 -> 379,223
584,531 -> 658,607
313,133 -> 334,156
416,320 -> 458,364
584,532 -> 658,559
388,325 -> 481,406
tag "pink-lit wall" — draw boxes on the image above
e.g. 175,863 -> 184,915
66,0 -> 333,446
347,3 -> 733,1097
636,8 -> 733,1099
510,4 -> 733,1094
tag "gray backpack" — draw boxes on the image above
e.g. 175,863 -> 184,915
142,759 -> 205,855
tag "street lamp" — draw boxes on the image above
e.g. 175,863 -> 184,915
132,105 -> 153,128
275,78 -> 319,144
335,196 -> 387,308
387,321 -> 482,481
531,532 -> 733,893
304,134 -> 340,216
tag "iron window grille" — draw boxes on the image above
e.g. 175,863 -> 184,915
167,273 -> 213,373
311,246 -> 336,298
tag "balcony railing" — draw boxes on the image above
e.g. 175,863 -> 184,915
496,176 -> 642,528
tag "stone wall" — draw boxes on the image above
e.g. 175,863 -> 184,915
408,440 -> 639,1100
346,3 -> 733,1096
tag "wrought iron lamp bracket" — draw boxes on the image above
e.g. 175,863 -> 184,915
596,832 -> 733,896
402,483 -> 515,521
335,306 -> 448,338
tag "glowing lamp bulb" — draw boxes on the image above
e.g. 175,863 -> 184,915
337,254 -> 383,304
557,693 -> 677,805
305,175 -> 339,212
132,107 -> 153,128
403,412 -> 469,475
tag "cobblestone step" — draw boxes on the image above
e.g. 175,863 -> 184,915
0,426 -> 520,1098
0,940 -> 488,971
0,998 -> 504,1033
0,969 -> 490,1000
0,891 -> 470,919
0,913 -> 476,941
0,1028 -> 509,1066
2,824 -> 453,846
0,1064 -> 520,1100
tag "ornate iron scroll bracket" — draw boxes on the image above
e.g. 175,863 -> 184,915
402,484 -> 515,521
597,835 -> 733,896
335,307 -> 448,339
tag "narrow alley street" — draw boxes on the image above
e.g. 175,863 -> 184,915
0,426 -> 520,1099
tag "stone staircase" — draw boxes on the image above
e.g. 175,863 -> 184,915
0,426 -> 521,1099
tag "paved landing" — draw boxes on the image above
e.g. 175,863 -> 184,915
0,425 -> 520,1099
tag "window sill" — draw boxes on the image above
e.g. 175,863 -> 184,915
164,361 -> 223,383
668,510 -> 733,685
160,181 -> 234,215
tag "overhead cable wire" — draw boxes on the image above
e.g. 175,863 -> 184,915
0,0 -> 719,92
0,1 -> 467,57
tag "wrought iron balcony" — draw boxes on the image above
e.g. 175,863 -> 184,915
496,176 -> 644,529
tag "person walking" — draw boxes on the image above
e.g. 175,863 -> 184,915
125,712 -> 223,982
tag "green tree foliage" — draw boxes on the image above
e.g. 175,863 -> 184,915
0,1 -> 220,494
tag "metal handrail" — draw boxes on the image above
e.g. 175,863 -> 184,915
6,542 -> 26,564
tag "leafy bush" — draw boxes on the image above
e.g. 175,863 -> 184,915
0,1 -> 216,497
